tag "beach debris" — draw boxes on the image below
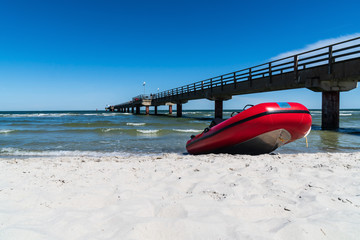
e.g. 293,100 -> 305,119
313,164 -> 328,168
266,165 -> 274,171
202,190 -> 227,201
307,184 -> 324,190
344,164 -> 352,169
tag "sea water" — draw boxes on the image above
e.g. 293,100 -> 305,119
1,109 -> 360,157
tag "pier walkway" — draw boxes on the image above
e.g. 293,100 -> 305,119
107,37 -> 360,130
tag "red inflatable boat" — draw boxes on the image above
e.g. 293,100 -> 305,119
186,102 -> 312,155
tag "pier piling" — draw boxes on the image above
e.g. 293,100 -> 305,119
215,100 -> 223,119
322,91 -> 340,130
177,103 -> 182,117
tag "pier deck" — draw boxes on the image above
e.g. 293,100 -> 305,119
107,37 -> 360,130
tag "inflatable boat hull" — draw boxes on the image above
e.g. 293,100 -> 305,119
186,102 -> 312,155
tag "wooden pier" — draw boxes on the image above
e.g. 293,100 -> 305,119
107,37 -> 360,130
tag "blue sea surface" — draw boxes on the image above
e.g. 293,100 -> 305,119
1,109 -> 360,157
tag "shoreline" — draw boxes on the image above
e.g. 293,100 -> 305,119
0,152 -> 359,239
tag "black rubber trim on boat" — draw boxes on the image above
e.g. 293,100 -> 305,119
186,110 -> 311,147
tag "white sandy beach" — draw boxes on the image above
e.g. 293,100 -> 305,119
0,152 -> 359,240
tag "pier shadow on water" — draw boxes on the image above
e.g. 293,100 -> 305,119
311,125 -> 360,152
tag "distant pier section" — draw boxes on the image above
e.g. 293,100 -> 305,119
107,37 -> 360,130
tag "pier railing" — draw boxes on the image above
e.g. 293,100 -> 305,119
153,37 -> 360,100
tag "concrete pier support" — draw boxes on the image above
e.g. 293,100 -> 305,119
177,103 -> 182,117
322,91 -> 340,130
145,106 -> 150,115
136,106 -> 140,114
215,100 -> 223,119
132,107 -> 134,114
169,105 -> 173,114
154,106 -> 158,115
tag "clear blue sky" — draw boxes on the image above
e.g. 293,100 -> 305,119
1,0 -> 359,110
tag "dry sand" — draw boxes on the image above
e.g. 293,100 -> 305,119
0,152 -> 359,240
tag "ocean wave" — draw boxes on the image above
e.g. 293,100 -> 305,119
0,113 -> 78,118
126,122 -> 146,126
101,128 -> 124,133
0,129 -> 16,134
183,111 -> 203,115
137,129 -> 160,134
172,129 -> 201,133
61,121 -> 121,127
0,127 -> 200,135
0,112 -> 125,118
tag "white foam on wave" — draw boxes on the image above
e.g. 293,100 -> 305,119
0,113 -> 77,118
183,111 -> 203,115
340,113 -> 352,116
137,129 -> 160,134
101,128 -> 123,133
101,113 -> 119,116
172,129 -> 201,133
126,122 -> 146,126
0,129 -> 16,134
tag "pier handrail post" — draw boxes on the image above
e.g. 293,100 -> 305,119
221,76 -> 223,90
201,81 -> 204,91
249,68 -> 252,87
328,46 -> 333,74
294,55 -> 298,82
194,83 -> 196,93
269,62 -> 272,84
210,78 -> 213,93
233,73 -> 236,88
